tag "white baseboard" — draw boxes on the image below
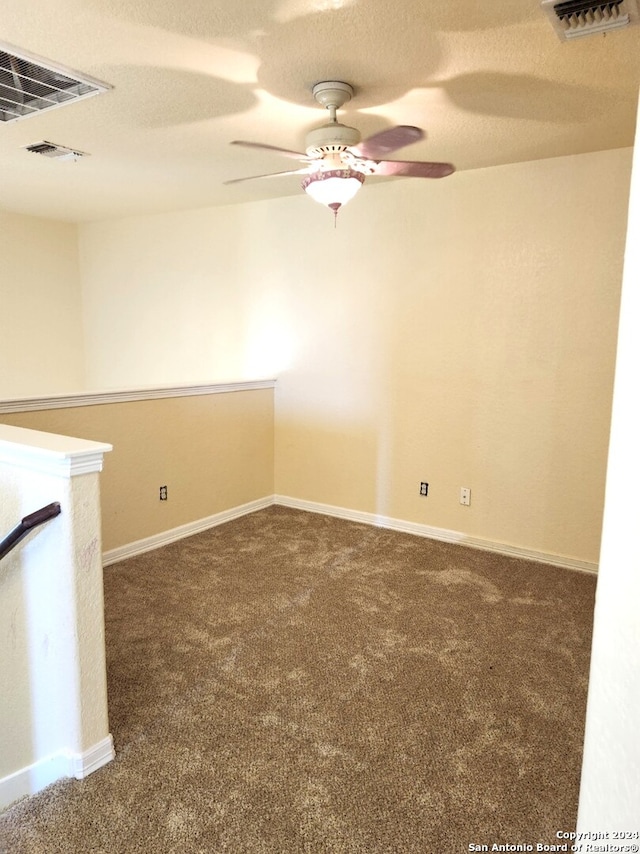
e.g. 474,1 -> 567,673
274,495 -> 598,574
102,493 -> 597,573
103,496 -> 275,566
0,734 -> 114,812
69,734 -> 115,780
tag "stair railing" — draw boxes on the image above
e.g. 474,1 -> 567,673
0,502 -> 61,561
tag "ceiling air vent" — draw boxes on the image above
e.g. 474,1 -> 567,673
23,140 -> 88,161
0,40 -> 110,123
541,0 -> 639,38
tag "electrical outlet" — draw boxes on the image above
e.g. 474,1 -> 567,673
460,487 -> 471,506
159,485 -> 168,501
420,482 -> 429,496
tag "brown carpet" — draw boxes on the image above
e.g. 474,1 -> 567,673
1,506 -> 596,853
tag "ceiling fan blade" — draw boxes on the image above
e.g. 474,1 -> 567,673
372,160 -> 455,179
353,126 -> 424,159
224,167 -> 311,185
231,140 -> 309,161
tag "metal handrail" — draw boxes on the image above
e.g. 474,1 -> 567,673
0,502 -> 61,561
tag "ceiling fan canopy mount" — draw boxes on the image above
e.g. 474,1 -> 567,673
310,80 -> 354,111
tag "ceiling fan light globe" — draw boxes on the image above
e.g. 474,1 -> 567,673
301,169 -> 365,210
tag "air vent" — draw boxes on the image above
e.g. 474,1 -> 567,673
23,140 -> 88,161
541,0 -> 639,38
0,40 -> 110,123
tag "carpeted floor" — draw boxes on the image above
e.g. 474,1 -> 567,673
1,506 -> 596,853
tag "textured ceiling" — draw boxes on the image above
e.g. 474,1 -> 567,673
1,0 -> 639,222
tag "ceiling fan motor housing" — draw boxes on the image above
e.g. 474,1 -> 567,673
305,121 -> 361,157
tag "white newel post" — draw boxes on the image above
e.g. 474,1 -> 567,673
0,425 -> 114,811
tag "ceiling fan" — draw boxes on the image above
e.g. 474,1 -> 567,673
226,81 -> 455,221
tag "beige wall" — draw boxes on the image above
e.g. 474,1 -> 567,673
0,211 -> 85,397
2,389 -> 274,552
1,147 -> 632,564
273,149 -> 631,563
73,148 -> 630,563
77,206 -> 263,390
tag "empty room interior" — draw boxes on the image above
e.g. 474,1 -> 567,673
1,1 -> 639,851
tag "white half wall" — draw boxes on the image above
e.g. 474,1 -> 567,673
0,425 -> 113,811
